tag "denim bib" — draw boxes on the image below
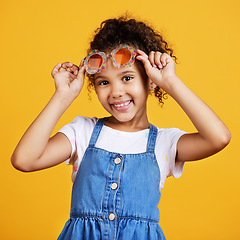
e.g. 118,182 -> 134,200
58,118 -> 166,240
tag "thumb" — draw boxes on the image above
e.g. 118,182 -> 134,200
76,60 -> 87,80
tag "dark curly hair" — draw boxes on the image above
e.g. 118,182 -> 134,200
86,15 -> 177,105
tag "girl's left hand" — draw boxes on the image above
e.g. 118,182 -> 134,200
136,49 -> 176,90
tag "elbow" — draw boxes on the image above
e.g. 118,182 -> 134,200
221,128 -> 231,147
215,128 -> 231,151
11,153 -> 34,172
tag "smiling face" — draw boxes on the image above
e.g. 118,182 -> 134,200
94,58 -> 150,131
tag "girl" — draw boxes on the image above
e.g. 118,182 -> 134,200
11,16 -> 231,240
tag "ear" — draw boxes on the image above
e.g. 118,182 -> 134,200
149,80 -> 156,91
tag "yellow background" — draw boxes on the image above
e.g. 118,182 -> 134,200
1,0 -> 239,239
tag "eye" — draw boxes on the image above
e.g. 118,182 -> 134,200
122,76 -> 133,82
98,80 -> 109,86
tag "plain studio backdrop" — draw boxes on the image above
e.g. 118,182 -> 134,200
0,0 -> 239,239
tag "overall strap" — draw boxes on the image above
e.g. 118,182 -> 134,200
88,117 -> 108,147
146,124 -> 158,153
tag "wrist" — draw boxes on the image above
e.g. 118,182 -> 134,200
52,90 -> 75,109
160,75 -> 182,94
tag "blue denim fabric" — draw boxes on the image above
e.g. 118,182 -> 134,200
58,118 -> 166,240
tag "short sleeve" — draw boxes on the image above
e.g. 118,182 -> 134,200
58,117 -> 78,164
57,116 -> 97,165
155,127 -> 187,190
166,128 -> 186,178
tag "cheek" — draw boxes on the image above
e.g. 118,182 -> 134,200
128,85 -> 148,104
133,79 -> 149,96
95,88 -> 108,105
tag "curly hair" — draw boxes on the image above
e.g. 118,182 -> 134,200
86,15 -> 177,105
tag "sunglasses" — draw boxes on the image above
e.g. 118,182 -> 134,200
84,44 -> 136,74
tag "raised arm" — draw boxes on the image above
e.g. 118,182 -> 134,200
11,62 -> 86,172
136,50 -> 231,162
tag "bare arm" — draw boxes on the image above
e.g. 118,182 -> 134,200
162,75 -> 230,162
11,62 -> 86,172
136,50 -> 231,162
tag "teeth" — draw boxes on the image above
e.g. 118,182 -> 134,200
114,101 -> 130,107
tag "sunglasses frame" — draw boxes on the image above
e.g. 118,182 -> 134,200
84,44 -> 136,74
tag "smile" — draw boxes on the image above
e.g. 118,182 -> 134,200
111,100 -> 132,112
113,101 -> 131,107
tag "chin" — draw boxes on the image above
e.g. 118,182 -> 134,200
111,114 -> 134,123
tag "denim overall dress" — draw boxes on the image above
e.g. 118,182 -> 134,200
58,118 -> 166,240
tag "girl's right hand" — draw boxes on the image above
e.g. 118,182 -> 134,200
51,61 -> 86,101
11,61 -> 86,172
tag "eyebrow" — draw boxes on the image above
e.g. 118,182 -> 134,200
119,70 -> 136,76
95,70 -> 136,81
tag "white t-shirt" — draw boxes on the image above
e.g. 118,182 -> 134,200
58,116 -> 186,190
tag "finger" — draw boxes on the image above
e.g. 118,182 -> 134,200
71,64 -> 79,75
154,52 -> 163,69
136,53 -> 153,75
136,49 -> 153,63
69,72 -> 78,82
61,62 -> 79,75
160,53 -> 171,67
66,65 -> 78,75
51,63 -> 62,77
67,64 -> 79,72
148,51 -> 157,68
61,62 -> 73,69
78,59 -> 87,74
59,67 -> 67,73
79,59 -> 85,68
136,49 -> 148,56
76,63 -> 87,80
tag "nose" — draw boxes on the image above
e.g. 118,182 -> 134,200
111,82 -> 125,98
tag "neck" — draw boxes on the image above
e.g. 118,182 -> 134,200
105,115 -> 150,132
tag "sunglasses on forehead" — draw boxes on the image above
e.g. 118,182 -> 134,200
84,44 -> 136,74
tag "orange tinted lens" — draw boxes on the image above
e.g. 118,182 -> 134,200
115,49 -> 131,64
87,54 -> 103,70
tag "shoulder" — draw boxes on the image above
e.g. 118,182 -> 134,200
58,116 -> 98,138
155,126 -> 187,152
58,116 -> 99,165
70,116 -> 98,126
156,127 -> 186,142
63,116 -> 98,131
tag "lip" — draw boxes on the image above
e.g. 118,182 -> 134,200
111,100 -> 132,112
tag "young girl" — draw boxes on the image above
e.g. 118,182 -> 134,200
11,16 -> 231,240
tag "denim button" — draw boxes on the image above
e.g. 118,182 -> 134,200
108,213 -> 115,221
114,157 -> 121,165
111,182 -> 118,190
